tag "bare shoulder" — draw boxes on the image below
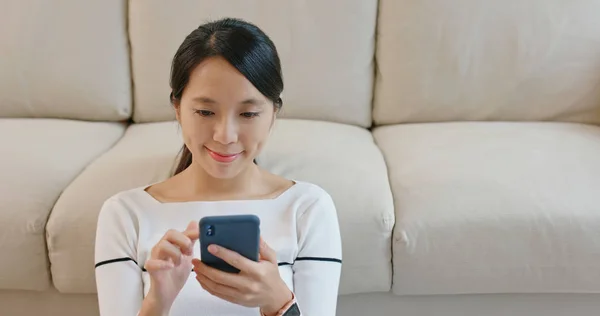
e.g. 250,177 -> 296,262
143,175 -> 182,203
260,169 -> 295,197
260,170 -> 333,203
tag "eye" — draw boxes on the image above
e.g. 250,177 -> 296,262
241,112 -> 260,118
195,110 -> 214,117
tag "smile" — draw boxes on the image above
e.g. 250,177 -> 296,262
204,147 -> 242,163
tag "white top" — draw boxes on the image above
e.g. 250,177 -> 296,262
94,181 -> 342,316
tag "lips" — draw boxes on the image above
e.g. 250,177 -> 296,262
205,147 -> 242,163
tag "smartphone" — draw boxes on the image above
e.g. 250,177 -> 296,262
199,214 -> 260,273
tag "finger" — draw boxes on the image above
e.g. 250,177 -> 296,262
207,244 -> 253,272
258,237 -> 277,264
154,239 -> 183,265
183,220 -> 200,242
163,229 -> 194,256
195,269 -> 240,299
192,258 -> 202,267
192,259 -> 247,289
197,275 -> 243,305
144,258 -> 174,272
205,290 -> 244,306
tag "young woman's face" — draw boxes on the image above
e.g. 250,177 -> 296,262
175,56 -> 276,179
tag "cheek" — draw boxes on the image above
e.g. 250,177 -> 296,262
240,119 -> 272,148
180,115 -> 211,145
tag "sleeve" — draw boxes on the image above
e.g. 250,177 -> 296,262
292,192 -> 343,316
94,198 -> 144,316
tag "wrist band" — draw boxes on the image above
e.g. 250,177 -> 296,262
261,292 -> 300,316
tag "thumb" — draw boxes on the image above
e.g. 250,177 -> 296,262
183,220 -> 199,242
259,237 -> 277,264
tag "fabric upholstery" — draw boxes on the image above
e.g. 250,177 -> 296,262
47,119 -> 394,295
47,121 -> 183,293
128,0 -> 377,127
0,0 -> 131,121
374,0 -> 600,125
0,119 -> 125,291
258,119 -> 395,295
4,290 -> 600,316
1,289 -> 99,316
337,292 -> 600,316
373,122 -> 600,295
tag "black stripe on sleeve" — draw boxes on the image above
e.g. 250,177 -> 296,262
277,258 -> 342,267
95,257 -> 143,270
295,257 -> 342,264
96,257 -> 341,273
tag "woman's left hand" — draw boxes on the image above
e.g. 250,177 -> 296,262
192,237 -> 293,315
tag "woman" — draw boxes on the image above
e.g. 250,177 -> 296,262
94,18 -> 342,316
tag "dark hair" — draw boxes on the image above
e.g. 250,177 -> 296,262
169,18 -> 284,175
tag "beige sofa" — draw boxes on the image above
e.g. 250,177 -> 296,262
2,0 -> 600,315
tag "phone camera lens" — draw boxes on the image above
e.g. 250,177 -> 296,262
205,225 -> 214,236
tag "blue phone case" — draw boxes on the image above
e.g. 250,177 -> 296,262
199,214 -> 260,273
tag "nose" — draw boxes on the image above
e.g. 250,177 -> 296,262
213,116 -> 238,145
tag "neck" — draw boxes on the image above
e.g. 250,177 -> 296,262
184,161 -> 262,199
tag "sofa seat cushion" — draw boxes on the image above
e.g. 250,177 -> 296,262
373,122 -> 600,295
259,119 -> 395,295
47,119 -> 394,295
0,119 -> 125,291
46,122 -> 183,294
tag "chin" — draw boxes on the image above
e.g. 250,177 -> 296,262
201,160 -> 248,180
205,167 -> 240,179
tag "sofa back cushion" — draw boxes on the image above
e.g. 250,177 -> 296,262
373,0 -> 600,125
0,0 -> 132,121
129,0 -> 377,127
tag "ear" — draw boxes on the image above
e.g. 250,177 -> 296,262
269,111 -> 277,130
175,105 -> 181,123
270,96 -> 281,131
172,93 -> 181,123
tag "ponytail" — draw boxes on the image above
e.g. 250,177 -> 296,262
173,145 -> 192,175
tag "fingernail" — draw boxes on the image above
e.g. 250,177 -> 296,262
208,244 -> 218,253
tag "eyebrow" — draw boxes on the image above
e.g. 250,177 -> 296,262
192,97 -> 264,105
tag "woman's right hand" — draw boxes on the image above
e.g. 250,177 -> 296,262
142,220 -> 199,314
